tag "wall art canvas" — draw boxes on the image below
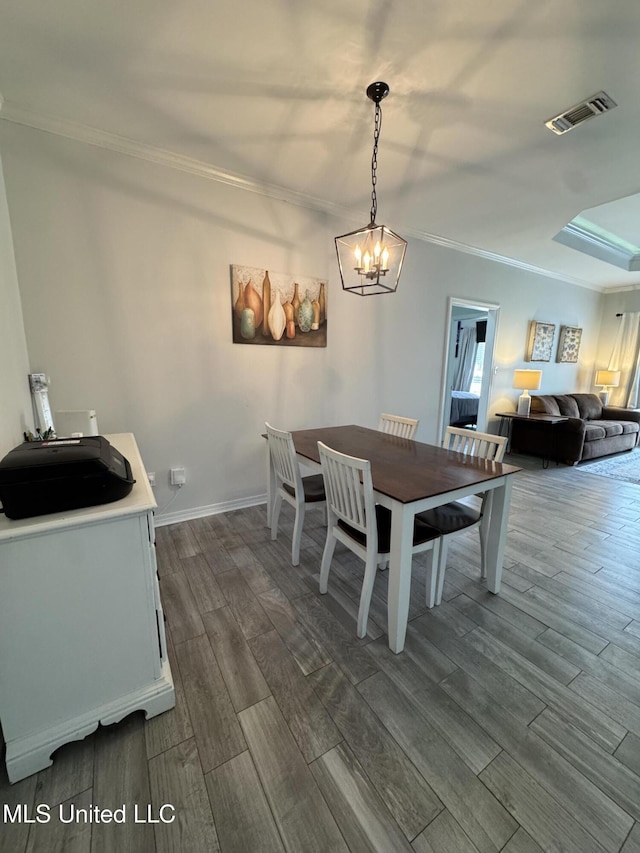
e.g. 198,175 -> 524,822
526,320 -> 556,362
231,265 -> 327,347
556,325 -> 583,363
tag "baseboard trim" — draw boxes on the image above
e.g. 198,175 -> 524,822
154,493 -> 267,526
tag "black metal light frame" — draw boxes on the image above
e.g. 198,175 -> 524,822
335,82 -> 407,296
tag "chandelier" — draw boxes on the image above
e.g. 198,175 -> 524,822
335,82 -> 407,295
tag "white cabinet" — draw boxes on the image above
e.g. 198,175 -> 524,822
0,433 -> 174,783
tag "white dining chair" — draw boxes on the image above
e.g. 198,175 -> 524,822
265,422 -> 326,566
376,412 -> 418,572
416,426 -> 507,607
317,441 -> 441,638
378,413 -> 419,439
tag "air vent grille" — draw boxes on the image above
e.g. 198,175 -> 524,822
545,91 -> 617,135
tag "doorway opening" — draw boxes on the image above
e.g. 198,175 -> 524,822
439,297 -> 500,443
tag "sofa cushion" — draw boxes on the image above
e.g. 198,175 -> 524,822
620,420 -> 640,435
554,395 -> 580,418
572,393 -> 603,420
588,420 -> 623,438
581,431 -> 639,460
530,395 -> 561,416
584,422 -> 606,441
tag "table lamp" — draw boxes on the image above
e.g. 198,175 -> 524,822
513,369 -> 542,416
594,369 -> 620,405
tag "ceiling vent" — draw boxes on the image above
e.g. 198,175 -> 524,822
545,91 -> 617,135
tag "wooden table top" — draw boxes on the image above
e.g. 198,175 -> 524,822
291,425 -> 521,504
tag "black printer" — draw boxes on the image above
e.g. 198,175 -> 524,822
0,436 -> 135,520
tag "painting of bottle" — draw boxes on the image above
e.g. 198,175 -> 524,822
231,265 -> 327,348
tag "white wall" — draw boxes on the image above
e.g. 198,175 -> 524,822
0,121 -> 605,520
0,150 -> 32,457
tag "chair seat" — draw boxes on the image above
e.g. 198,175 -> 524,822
338,505 -> 439,553
416,501 -> 481,535
283,473 -> 326,502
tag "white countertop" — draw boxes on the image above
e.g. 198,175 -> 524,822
0,433 -> 156,541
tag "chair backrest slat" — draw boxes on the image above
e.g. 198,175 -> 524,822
443,426 -> 507,462
378,413 -> 419,439
265,422 -> 303,492
318,441 -> 374,536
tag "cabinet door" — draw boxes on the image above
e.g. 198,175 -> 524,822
0,514 -> 160,740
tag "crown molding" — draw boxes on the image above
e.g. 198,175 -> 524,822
402,226 -> 603,291
0,100 -> 341,213
604,282 -> 640,293
0,100 -> 604,292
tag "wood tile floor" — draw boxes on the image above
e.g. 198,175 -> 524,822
3,455 -> 640,852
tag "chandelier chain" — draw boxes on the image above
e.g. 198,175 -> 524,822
370,101 -> 382,226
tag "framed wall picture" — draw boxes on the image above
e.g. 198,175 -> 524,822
526,321 -> 556,362
231,265 -> 327,347
556,325 -> 583,363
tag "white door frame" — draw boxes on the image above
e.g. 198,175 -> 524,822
438,296 -> 500,443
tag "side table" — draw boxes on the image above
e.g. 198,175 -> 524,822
495,411 -> 569,461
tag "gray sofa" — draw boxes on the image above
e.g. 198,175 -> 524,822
510,393 -> 640,465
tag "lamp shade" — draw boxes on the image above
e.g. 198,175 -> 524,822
513,369 -> 542,391
594,369 -> 620,388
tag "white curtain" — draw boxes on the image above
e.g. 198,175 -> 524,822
453,326 -> 477,392
608,311 -> 640,407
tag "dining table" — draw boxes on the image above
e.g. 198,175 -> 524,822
265,424 -> 521,653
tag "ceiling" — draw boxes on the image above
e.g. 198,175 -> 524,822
1,0 -> 640,291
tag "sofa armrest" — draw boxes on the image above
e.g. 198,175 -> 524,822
561,416 -> 586,434
601,406 -> 640,424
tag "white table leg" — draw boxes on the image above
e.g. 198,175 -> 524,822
387,502 -> 414,654
484,476 -> 512,593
